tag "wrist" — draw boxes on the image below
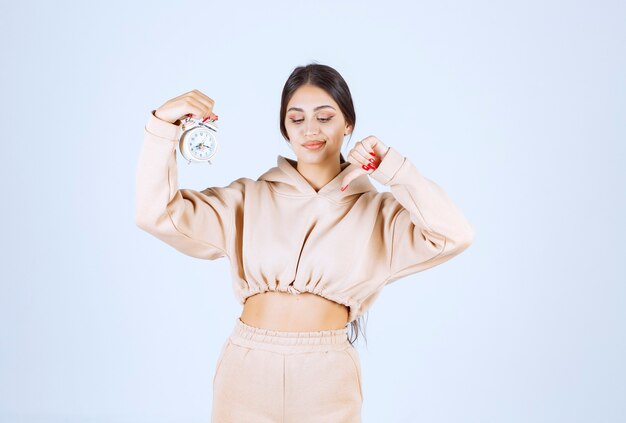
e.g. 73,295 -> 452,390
153,109 -> 177,125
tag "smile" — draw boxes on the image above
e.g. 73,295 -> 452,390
303,141 -> 326,150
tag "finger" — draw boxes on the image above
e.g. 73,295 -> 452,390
190,90 -> 217,119
352,146 -> 370,163
184,98 -> 210,119
192,89 -> 216,107
340,147 -> 381,190
179,92 -> 213,120
187,96 -> 214,119
340,166 -> 366,190
351,149 -> 377,173
359,138 -> 377,156
357,144 -> 379,166
354,144 -> 380,172
361,136 -> 388,159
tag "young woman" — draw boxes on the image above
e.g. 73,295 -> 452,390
135,63 -> 475,422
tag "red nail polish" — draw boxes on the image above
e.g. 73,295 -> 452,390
202,117 -> 209,122
369,152 -> 376,156
340,184 -> 348,191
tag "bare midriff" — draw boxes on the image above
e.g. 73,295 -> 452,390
240,291 -> 349,331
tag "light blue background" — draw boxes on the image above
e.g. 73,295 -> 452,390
1,0 -> 624,421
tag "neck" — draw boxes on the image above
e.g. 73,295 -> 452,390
296,156 -> 342,192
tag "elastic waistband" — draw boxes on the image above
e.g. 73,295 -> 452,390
228,317 -> 350,353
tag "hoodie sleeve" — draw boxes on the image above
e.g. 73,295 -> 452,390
134,110 -> 245,260
368,146 -> 475,284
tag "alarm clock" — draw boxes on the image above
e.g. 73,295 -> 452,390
177,115 -> 219,165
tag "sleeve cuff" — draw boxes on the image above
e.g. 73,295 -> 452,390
369,146 -> 405,185
145,110 -> 181,141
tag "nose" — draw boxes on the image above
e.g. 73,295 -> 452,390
304,119 -> 320,136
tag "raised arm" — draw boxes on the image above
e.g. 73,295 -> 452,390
369,147 -> 475,284
134,110 -> 245,260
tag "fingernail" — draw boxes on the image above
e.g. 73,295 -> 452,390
340,184 -> 349,191
369,152 -> 376,156
202,117 -> 209,122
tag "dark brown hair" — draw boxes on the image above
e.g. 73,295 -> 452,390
279,62 -> 357,165
278,62 -> 368,347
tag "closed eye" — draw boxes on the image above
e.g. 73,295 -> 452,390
290,117 -> 333,124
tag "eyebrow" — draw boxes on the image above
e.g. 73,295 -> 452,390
287,105 -> 336,112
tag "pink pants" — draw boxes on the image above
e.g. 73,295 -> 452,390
211,317 -> 363,422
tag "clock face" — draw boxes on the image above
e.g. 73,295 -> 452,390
187,129 -> 217,160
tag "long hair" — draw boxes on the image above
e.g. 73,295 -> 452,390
278,62 -> 368,347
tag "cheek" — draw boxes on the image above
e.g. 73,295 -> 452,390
284,123 -> 296,137
330,124 -> 346,138
286,122 -> 301,133
330,120 -> 345,132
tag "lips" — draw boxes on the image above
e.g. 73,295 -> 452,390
303,140 -> 325,147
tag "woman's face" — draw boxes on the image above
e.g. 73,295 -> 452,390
284,84 -> 352,164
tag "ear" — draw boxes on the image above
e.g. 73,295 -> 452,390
344,123 -> 353,136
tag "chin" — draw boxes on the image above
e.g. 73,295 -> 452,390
297,149 -> 338,163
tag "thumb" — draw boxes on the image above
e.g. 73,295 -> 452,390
340,166 -> 366,191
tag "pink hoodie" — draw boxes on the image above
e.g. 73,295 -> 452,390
135,110 -> 475,324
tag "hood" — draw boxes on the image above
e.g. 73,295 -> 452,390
257,155 -> 377,202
